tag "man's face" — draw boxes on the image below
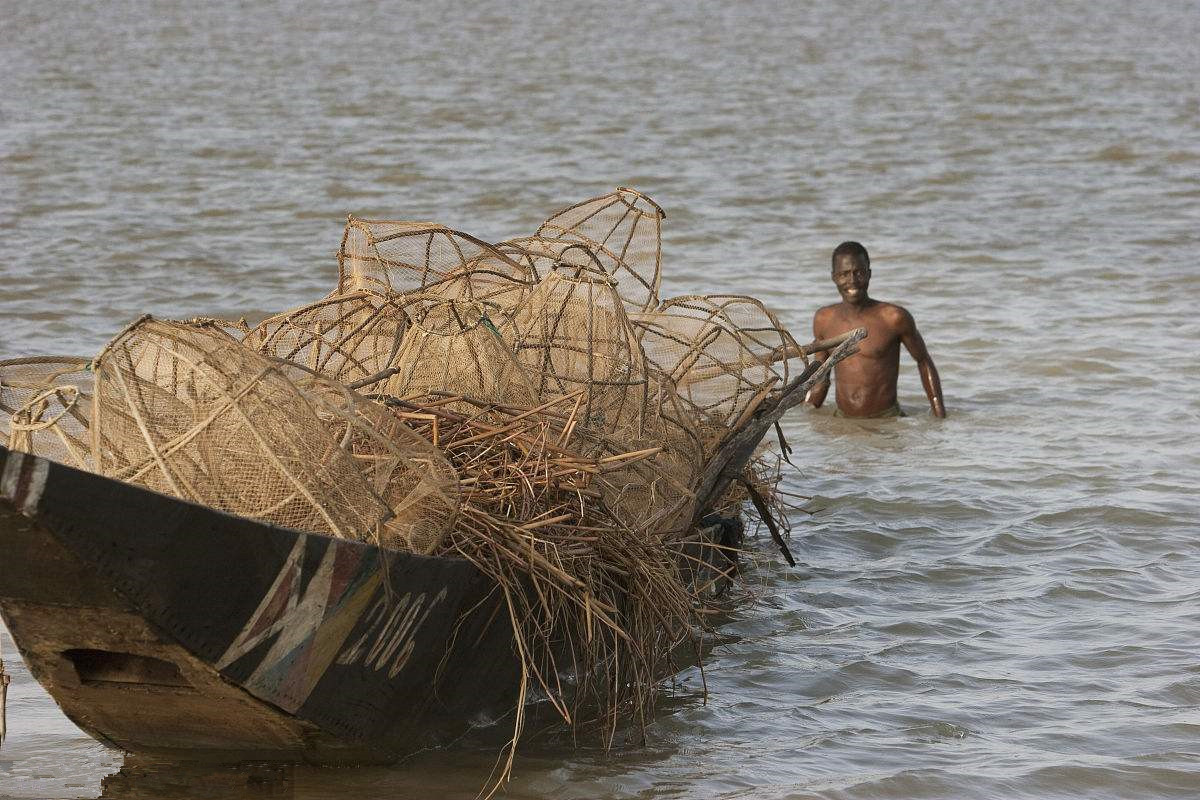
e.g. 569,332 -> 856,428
832,254 -> 870,305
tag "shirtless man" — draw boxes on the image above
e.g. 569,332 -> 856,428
807,242 -> 946,418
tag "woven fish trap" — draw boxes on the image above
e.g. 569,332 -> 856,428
498,237 -> 613,284
242,291 -> 411,386
338,398 -> 461,553
417,260 -> 535,314
633,295 -> 804,448
337,217 -> 534,302
380,297 -> 537,414
503,271 -> 651,436
532,187 -> 664,313
593,381 -> 706,535
0,357 -> 95,470
90,318 -> 458,553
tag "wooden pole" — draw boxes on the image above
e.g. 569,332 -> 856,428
1,631 -> 10,748
676,327 -> 871,385
690,326 -> 867,522
771,328 -> 867,360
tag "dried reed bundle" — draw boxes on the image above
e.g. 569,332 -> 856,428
384,391 -> 727,771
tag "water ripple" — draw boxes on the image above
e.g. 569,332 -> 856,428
2,1 -> 1199,798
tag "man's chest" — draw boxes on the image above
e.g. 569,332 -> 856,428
828,315 -> 898,360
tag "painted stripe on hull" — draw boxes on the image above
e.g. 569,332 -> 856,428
0,451 -> 49,517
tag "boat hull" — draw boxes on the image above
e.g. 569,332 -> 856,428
0,445 -> 522,762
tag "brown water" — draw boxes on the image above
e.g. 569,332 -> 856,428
2,1 -> 1199,798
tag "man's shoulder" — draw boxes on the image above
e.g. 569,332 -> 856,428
869,300 -> 915,326
812,303 -> 843,335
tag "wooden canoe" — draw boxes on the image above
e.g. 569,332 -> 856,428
0,442 -> 527,762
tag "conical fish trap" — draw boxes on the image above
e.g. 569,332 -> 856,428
243,292 -> 411,386
575,380 -> 705,536
0,357 -> 94,470
90,318 -> 458,552
330,394 -> 460,553
337,218 -> 533,301
634,295 -> 802,448
533,187 -> 664,313
504,271 -> 650,434
417,255 -> 535,313
381,298 -> 536,413
498,237 -> 612,284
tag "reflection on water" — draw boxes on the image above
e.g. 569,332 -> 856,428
94,758 -> 504,800
94,736 -> 696,800
97,760 -> 296,800
95,758 -> 519,800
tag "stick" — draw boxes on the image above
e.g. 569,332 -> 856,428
741,477 -> 795,567
1,632 -> 10,749
794,328 -> 867,357
672,327 -> 868,384
766,328 -> 867,362
690,327 -> 866,523
346,366 -> 403,391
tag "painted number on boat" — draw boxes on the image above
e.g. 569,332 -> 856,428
336,588 -> 448,678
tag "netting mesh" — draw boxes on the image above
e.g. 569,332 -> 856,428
242,292 -> 411,386
634,295 -> 802,442
498,236 -> 612,283
381,297 -> 537,412
337,218 -> 533,300
580,388 -> 705,536
503,271 -> 650,434
0,357 -> 95,470
533,187 -> 664,312
86,319 -> 458,552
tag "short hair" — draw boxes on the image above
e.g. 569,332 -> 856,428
831,241 -> 870,270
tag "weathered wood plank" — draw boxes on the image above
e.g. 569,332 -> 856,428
691,326 -> 867,521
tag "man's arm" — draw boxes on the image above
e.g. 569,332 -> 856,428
806,310 -> 832,408
895,307 -> 945,418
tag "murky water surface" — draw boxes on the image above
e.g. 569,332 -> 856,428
2,1 -> 1199,797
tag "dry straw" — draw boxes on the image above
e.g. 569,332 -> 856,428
382,390 -> 721,764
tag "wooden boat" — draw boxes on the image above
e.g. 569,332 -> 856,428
0,329 -> 864,763
0,439 -> 530,762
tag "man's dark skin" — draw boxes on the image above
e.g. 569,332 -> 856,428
808,242 -> 946,418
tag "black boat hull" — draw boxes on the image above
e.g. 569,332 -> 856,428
0,445 -> 522,762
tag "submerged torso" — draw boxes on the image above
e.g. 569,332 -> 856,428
816,300 -> 904,417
